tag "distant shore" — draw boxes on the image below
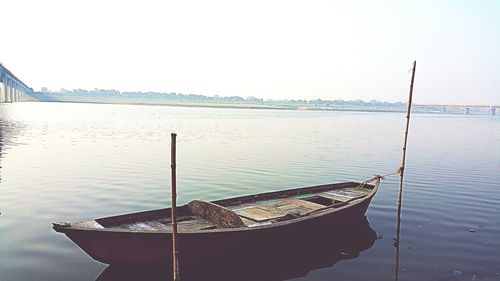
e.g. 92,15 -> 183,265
22,95 -> 413,113
22,95 -> 294,110
21,94 -> 497,115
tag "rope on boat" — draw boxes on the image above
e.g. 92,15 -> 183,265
271,167 -> 404,222
359,166 -> 402,186
299,168 -> 403,218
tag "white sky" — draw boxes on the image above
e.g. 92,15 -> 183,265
1,0 -> 499,105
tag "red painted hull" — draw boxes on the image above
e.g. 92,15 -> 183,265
96,216 -> 377,280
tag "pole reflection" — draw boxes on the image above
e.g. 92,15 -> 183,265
394,174 -> 405,281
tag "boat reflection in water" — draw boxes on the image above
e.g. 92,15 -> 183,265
96,216 -> 377,281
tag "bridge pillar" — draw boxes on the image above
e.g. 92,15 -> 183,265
9,82 -> 14,103
10,81 -> 14,103
13,84 -> 17,102
5,80 -> 11,103
0,79 -> 4,102
465,107 -> 470,115
15,86 -> 19,102
492,107 -> 496,116
441,107 -> 447,114
10,82 -> 14,102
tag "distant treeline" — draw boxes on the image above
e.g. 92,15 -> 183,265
35,88 -> 405,107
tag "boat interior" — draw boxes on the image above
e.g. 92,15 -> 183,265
76,181 -> 375,232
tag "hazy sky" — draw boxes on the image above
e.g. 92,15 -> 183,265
1,0 -> 499,104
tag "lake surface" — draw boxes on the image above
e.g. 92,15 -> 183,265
0,102 -> 499,281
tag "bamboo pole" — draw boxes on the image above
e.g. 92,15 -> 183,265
395,60 -> 416,281
396,60 -> 416,229
399,60 -> 416,179
171,133 -> 180,281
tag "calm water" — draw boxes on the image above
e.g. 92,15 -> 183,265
0,102 -> 499,281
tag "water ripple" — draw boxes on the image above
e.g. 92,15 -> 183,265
0,102 -> 498,281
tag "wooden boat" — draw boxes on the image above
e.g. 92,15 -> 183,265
53,176 -> 381,264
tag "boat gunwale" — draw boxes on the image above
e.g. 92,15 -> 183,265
53,179 -> 380,235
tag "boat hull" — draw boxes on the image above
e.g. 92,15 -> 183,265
95,217 -> 377,281
60,195 -> 373,264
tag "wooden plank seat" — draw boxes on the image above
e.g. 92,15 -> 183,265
318,191 -> 353,202
341,187 -> 372,196
107,217 -> 217,232
231,198 -> 324,222
319,187 -> 371,202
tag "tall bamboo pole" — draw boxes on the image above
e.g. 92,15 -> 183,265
399,60 -> 416,179
395,61 -> 416,281
171,133 -> 180,281
397,60 -> 416,226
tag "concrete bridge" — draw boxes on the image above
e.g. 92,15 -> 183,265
0,63 -> 33,102
413,104 -> 497,116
